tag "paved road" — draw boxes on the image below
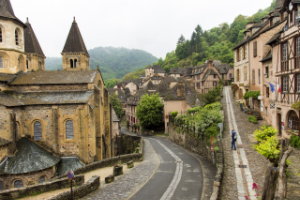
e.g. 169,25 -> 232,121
130,137 -> 203,200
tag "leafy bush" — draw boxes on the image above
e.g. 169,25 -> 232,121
248,115 -> 257,123
243,91 -> 260,99
255,136 -> 281,163
203,86 -> 222,105
171,111 -> 178,118
204,102 -> 222,110
187,106 -> 203,114
292,101 -> 300,110
126,120 -> 129,128
253,125 -> 277,142
205,123 -> 220,142
195,109 -> 223,133
231,83 -> 239,94
290,135 -> 300,149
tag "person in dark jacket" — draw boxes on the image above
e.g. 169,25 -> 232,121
231,129 -> 236,150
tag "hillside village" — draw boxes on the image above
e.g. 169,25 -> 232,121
1,0 -> 300,200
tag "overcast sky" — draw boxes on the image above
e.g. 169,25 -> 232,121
12,0 -> 273,59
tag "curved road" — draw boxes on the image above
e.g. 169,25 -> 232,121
130,137 -> 203,200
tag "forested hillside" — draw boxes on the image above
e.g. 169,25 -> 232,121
45,46 -> 158,81
121,0 -> 276,81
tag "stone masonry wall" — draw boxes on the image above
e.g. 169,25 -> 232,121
0,175 -> 84,199
11,84 -> 88,92
49,176 -> 100,200
168,123 -> 223,200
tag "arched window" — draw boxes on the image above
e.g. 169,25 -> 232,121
0,28 -> 2,43
0,57 -> 3,68
65,120 -> 74,139
74,59 -> 77,68
70,59 -> 73,68
15,29 -> 19,46
14,180 -> 23,188
26,60 -> 29,69
0,181 -> 3,191
38,176 -> 45,184
236,69 -> 239,82
288,111 -> 299,130
34,121 -> 42,141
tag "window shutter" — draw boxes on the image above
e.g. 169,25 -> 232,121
34,121 -> 42,141
66,120 -> 74,139
0,181 -> 3,191
38,176 -> 45,184
254,41 -> 257,57
0,57 -> 3,68
14,180 -> 23,188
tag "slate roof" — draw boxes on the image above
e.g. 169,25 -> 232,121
10,70 -> 98,85
0,73 -> 17,82
260,51 -> 272,62
169,68 -> 186,74
62,18 -> 89,56
215,64 -> 233,74
162,76 -> 177,83
202,69 -> 219,82
0,137 -> 60,175
56,157 -> 84,176
164,82 -> 203,107
266,31 -> 281,45
0,137 -> 11,147
275,0 -> 285,10
0,0 -> 25,26
126,90 -> 146,105
112,108 -> 120,122
0,91 -> 93,107
191,64 -> 208,75
145,65 -> 165,73
24,19 -> 45,57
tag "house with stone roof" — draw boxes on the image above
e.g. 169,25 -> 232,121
145,65 -> 166,77
0,0 -> 113,190
185,60 -> 233,94
169,67 -> 187,77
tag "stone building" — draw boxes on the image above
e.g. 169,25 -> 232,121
0,0 -> 112,190
145,65 -> 166,77
169,67 -> 186,77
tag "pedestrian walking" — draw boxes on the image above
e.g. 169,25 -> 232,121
231,129 -> 237,150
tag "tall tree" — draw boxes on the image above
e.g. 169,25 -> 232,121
109,93 -> 124,117
177,34 -> 186,45
136,93 -> 164,128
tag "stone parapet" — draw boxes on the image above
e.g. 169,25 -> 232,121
48,176 -> 100,200
0,175 -> 84,199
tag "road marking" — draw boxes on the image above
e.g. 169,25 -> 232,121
154,140 -> 183,200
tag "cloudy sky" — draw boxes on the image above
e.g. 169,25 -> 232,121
12,0 -> 273,59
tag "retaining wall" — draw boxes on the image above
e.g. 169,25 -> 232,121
48,176 -> 100,200
168,124 -> 224,200
0,175 -> 84,200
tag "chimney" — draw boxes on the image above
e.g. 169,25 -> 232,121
177,82 -> 185,97
208,59 -> 213,67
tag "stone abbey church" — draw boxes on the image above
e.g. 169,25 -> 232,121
0,0 -> 113,190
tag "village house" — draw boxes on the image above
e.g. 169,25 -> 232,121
0,0 -> 112,190
145,65 -> 166,77
186,60 -> 233,94
169,67 -> 186,77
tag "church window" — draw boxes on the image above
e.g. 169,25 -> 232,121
26,60 -> 29,69
74,59 -> 77,68
70,59 -> 73,68
65,120 -> 74,139
34,121 -> 42,141
15,29 -> 19,46
0,57 -> 3,68
0,28 -> 2,42
38,176 -> 45,184
14,180 -> 24,188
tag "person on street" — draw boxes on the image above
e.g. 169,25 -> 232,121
231,129 -> 237,150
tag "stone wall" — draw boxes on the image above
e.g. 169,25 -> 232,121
168,124 -> 223,200
11,84 -> 89,92
0,175 -> 84,199
54,136 -> 143,179
49,176 -> 100,200
120,134 -> 141,155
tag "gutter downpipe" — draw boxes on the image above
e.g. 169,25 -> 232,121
248,41 -> 251,108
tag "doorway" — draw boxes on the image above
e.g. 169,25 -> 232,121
277,113 -> 282,136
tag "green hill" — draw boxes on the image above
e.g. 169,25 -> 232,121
45,46 -> 158,80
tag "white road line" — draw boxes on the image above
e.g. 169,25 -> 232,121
153,139 -> 183,200
225,87 -> 256,199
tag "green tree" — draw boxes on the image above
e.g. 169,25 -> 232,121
177,34 -> 186,45
136,93 -> 164,128
109,93 -> 124,117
